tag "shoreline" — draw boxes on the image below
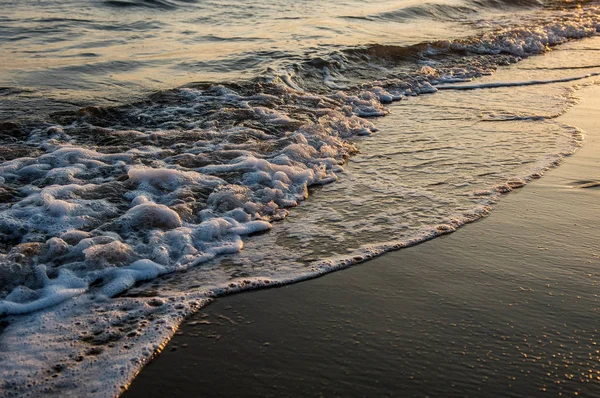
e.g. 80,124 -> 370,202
122,83 -> 600,397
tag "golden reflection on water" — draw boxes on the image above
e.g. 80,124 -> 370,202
1,0 -> 477,98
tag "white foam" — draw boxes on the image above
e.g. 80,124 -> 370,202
128,166 -> 223,192
334,91 -> 389,117
0,267 -> 87,315
96,259 -> 167,297
437,72 -> 600,90
121,203 -> 183,230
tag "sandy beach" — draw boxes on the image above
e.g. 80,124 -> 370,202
123,84 -> 600,397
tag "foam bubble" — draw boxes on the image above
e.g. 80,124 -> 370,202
0,267 -> 87,315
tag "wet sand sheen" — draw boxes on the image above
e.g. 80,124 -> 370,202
122,85 -> 600,397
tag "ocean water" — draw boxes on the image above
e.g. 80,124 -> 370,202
1,0 -> 600,396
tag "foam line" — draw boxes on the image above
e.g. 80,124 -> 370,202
436,72 -> 600,90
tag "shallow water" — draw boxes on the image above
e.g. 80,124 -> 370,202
1,0 -> 600,396
0,0 -> 572,120
1,0 -> 478,119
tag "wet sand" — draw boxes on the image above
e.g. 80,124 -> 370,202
123,84 -> 600,397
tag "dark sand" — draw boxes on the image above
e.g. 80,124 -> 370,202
123,85 -> 600,397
